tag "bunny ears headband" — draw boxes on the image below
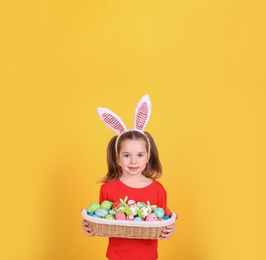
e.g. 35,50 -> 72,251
97,94 -> 152,153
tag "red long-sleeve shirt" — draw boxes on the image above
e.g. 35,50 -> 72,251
99,179 -> 167,260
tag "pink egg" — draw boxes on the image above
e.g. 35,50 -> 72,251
145,213 -> 158,221
127,214 -> 134,221
115,212 -> 126,220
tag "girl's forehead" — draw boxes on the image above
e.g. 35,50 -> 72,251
120,139 -> 147,150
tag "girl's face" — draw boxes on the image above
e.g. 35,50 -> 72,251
117,139 -> 150,177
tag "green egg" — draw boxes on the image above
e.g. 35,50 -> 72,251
105,214 -> 115,219
86,202 -> 100,213
101,200 -> 113,210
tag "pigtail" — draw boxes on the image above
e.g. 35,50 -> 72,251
143,132 -> 162,179
99,136 -> 122,183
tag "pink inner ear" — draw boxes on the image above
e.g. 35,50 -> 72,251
135,102 -> 148,130
102,113 -> 125,134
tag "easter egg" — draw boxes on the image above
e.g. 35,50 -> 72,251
145,213 -> 158,221
101,200 -> 113,210
127,214 -> 134,221
128,200 -> 136,207
154,208 -> 165,218
163,215 -> 170,220
95,208 -> 108,218
112,200 -> 121,209
134,217 -> 143,221
105,214 -> 115,219
164,207 -> 172,217
86,202 -> 100,213
108,209 -> 116,215
115,212 -> 126,220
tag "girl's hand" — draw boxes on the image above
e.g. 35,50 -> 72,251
160,221 -> 176,240
82,220 -> 94,236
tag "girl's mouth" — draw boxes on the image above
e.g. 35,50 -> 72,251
128,167 -> 139,171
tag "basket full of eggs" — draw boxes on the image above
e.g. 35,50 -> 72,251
81,196 -> 177,239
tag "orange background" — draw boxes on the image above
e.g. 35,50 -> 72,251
0,0 -> 265,259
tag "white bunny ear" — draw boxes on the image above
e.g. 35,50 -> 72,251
97,107 -> 127,134
134,94 -> 152,131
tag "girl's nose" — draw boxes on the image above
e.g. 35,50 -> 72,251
131,156 -> 137,164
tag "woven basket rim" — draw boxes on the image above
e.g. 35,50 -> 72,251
81,209 -> 176,227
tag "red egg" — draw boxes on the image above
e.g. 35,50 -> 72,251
164,208 -> 172,217
112,201 -> 121,209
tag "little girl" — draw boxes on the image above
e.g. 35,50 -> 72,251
82,95 -> 176,260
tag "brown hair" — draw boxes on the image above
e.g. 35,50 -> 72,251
99,131 -> 162,183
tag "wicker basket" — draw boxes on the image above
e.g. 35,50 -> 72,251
81,209 -> 177,239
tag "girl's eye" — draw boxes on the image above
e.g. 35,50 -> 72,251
123,154 -> 130,158
138,154 -> 144,157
